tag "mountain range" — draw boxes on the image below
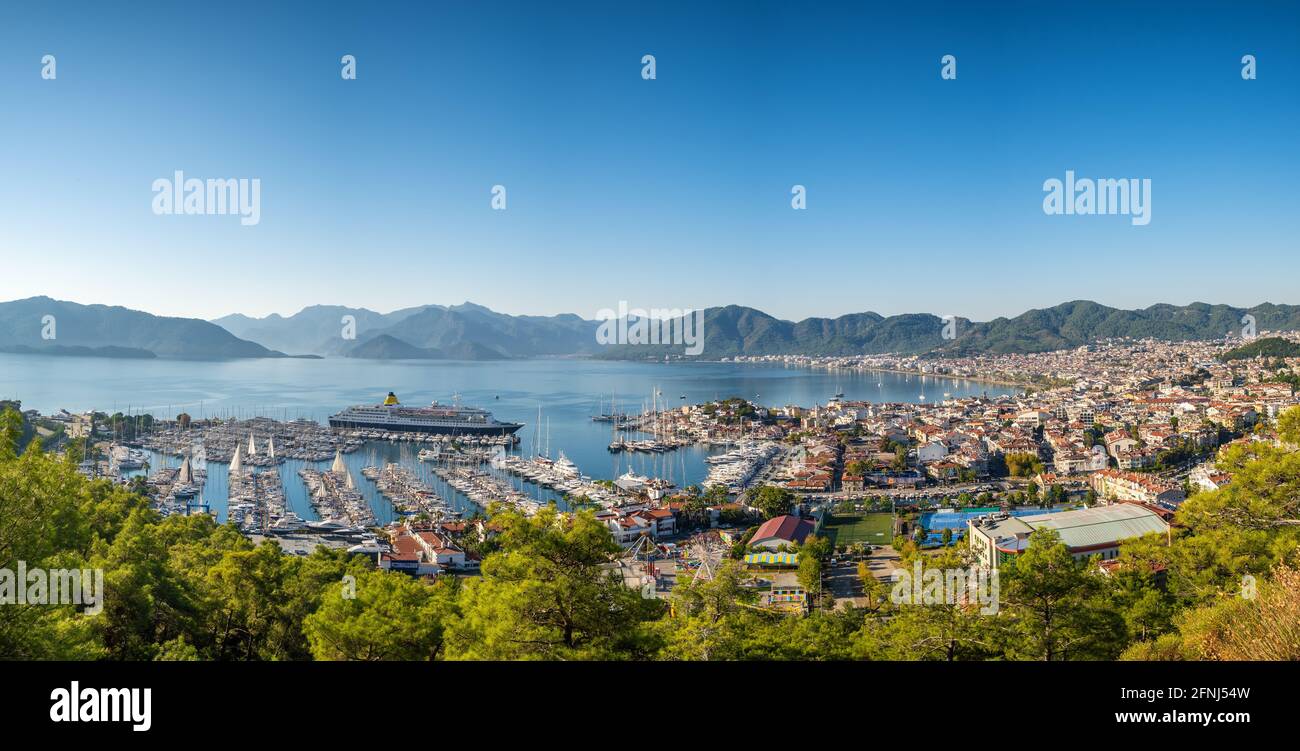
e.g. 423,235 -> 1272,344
591,301 -> 1300,359
212,302 -> 600,359
2,297 -> 1299,361
0,297 -> 286,359
213,299 -> 1300,358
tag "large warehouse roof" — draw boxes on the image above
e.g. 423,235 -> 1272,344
1024,503 -> 1168,549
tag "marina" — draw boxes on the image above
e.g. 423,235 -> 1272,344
703,440 -> 785,493
494,452 -> 620,506
297,451 -> 378,529
5,355 -> 1018,534
432,465 -> 542,515
366,461 -> 454,519
142,415 -> 365,464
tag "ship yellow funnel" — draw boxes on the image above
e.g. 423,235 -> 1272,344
383,392 -> 399,405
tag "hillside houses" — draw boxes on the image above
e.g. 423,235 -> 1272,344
380,526 -> 469,576
1089,469 -> 1186,508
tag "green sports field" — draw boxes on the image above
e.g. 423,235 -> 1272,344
822,513 -> 894,547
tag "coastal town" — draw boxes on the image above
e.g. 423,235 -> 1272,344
7,330 -> 1298,616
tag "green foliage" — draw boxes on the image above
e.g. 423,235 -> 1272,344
749,485 -> 794,519
1279,405 -> 1300,446
1122,561 -> 1300,661
305,569 -> 456,660
1220,336 -> 1300,361
796,536 -> 830,599
856,547 -> 998,661
0,407 -> 23,459
1004,452 -> 1044,478
4,419 -> 1300,662
999,529 -> 1126,660
444,508 -> 664,659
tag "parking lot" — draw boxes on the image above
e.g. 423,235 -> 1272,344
825,544 -> 899,608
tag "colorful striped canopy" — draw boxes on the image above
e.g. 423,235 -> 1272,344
744,551 -> 799,566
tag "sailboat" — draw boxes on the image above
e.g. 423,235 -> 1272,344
267,436 -> 276,459
247,434 -> 257,456
176,452 -> 194,486
607,396 -> 626,453
229,443 -> 244,476
534,404 -> 543,457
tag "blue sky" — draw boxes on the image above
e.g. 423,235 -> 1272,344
1,0 -> 1296,323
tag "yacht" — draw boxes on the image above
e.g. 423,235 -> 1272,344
553,452 -> 580,478
269,512 -> 307,533
306,519 -> 348,532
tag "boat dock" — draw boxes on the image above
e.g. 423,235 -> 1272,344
494,454 -> 619,506
367,462 -> 453,518
227,466 -> 294,533
298,451 -> 377,528
432,466 -> 541,516
144,416 -> 364,465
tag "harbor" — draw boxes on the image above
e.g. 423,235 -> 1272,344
142,415 -> 364,464
12,359 -> 1021,557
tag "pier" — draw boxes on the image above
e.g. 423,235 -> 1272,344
297,452 -> 377,528
143,416 -> 364,464
432,466 -> 541,516
494,454 -> 619,506
366,462 -> 453,519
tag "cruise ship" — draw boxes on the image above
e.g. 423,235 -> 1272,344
328,392 -> 524,436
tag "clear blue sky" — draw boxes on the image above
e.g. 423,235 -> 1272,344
1,0 -> 1296,322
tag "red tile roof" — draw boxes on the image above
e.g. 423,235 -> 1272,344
751,515 -> 815,545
